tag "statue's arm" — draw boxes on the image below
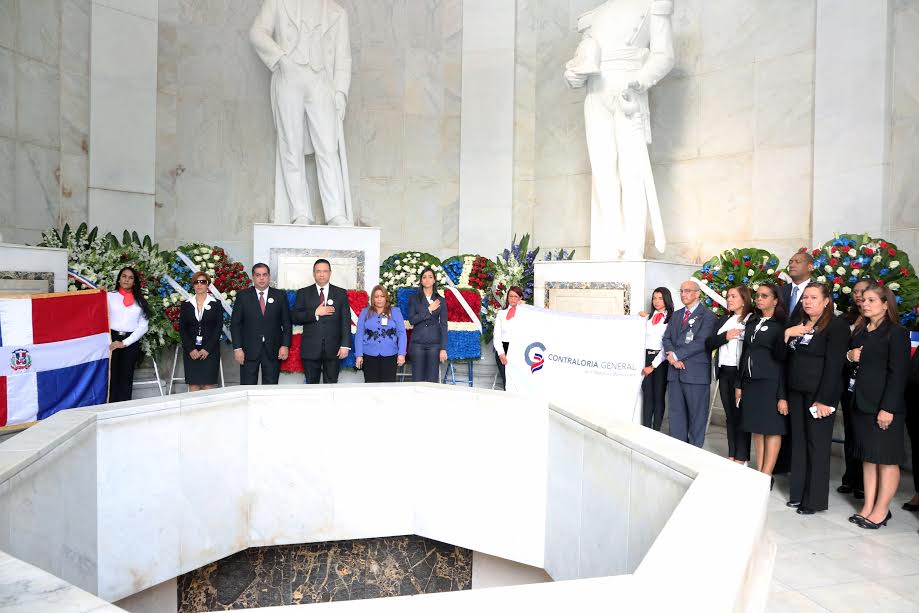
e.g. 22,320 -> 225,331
635,1 -> 675,91
333,9 -> 353,99
249,0 -> 286,71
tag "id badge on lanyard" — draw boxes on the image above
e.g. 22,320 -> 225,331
195,324 -> 203,347
685,328 -> 694,344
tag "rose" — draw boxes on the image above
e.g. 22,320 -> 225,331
836,267 -> 846,275
842,286 -> 851,294
902,267 -> 910,276
863,247 -> 874,256
888,248 -> 897,256
848,249 -> 856,257
834,283 -> 840,291
747,269 -> 755,277
889,260 -> 900,268
878,279 -> 886,285
889,282 -> 900,291
824,265 -> 833,273
817,276 -> 827,283
829,258 -> 839,266
732,259 -> 740,265
879,241 -> 888,248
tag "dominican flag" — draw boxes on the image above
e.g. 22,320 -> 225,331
0,290 -> 110,427
911,331 -> 919,358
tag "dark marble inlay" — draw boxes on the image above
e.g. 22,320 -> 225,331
177,535 -> 471,611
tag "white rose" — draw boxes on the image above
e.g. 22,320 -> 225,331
824,265 -> 833,273
842,286 -> 852,294
817,275 -> 827,283
873,255 -> 882,264
747,269 -> 755,277
230,290 -> 237,297
836,267 -> 846,275
194,255 -> 202,262
162,298 -> 169,307
752,284 -> 760,291
889,260 -> 900,268
721,290 -> 727,297
848,248 -> 856,257
767,269 -> 774,275
889,282 -> 900,291
833,283 -> 840,291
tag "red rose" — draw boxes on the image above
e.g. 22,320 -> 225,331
888,248 -> 897,256
744,261 -> 752,267
863,247 -> 874,255
834,276 -> 843,284
878,279 -> 886,285
902,267 -> 910,276
829,258 -> 838,266
851,261 -> 861,269
811,249 -> 820,256
879,241 -> 888,248
732,259 -> 740,265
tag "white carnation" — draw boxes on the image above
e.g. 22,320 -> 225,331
836,267 -> 846,275
889,282 -> 900,290
747,269 -> 755,277
833,283 -> 840,291
842,286 -> 851,294
890,260 -> 900,268
824,265 -> 833,273
817,275 -> 827,283
847,248 -> 856,257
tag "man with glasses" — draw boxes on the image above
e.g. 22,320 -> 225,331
661,280 -> 716,447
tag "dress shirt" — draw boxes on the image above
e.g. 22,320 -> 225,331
669,301 -> 699,361
106,291 -> 149,347
493,308 -> 518,356
788,279 -> 809,313
189,294 -> 218,322
717,313 -> 749,367
645,310 -> 668,368
315,284 -> 328,321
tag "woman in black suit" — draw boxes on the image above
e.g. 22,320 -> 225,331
407,267 -> 449,383
179,271 -> 223,391
706,285 -> 753,464
782,282 -> 849,514
737,283 -> 787,486
846,283 -> 911,529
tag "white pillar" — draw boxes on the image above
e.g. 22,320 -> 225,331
812,0 -> 892,245
88,1 -> 158,238
458,0 -> 515,258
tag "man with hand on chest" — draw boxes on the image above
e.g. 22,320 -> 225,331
292,259 -> 351,383
231,263 -> 293,385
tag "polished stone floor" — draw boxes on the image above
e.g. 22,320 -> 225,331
701,426 -> 919,613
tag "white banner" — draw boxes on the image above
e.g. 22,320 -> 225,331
505,305 -> 645,425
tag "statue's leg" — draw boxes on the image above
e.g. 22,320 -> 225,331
614,110 -> 649,260
584,93 -> 624,260
271,67 -> 313,224
303,72 -> 346,225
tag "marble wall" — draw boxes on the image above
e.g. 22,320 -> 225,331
177,536 -> 471,610
0,0 -> 92,245
154,0 -> 463,269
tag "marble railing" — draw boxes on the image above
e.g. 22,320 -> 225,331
0,385 -> 773,612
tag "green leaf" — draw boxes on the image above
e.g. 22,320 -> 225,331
122,230 -> 131,245
131,231 -> 141,246
88,227 -> 98,243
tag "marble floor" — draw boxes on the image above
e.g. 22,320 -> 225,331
701,426 -> 919,613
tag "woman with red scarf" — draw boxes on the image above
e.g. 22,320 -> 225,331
493,286 -> 524,391
639,287 -> 674,430
106,266 -> 150,402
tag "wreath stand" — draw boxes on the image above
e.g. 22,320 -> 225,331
442,359 -> 475,387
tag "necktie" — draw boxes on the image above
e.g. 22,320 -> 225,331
507,305 -> 517,320
652,312 -> 663,325
319,287 -> 325,305
259,291 -> 266,315
681,309 -> 690,328
790,285 -> 800,313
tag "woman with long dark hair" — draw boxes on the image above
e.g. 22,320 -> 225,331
846,283 -> 910,529
493,286 -> 524,391
106,266 -> 151,402
737,283 -> 787,486
407,267 -> 449,383
839,277 -> 874,499
782,283 -> 849,514
639,287 -> 674,430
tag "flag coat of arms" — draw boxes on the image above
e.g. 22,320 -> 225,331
0,290 -> 110,426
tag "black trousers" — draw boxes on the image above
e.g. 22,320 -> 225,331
906,388 -> 919,493
410,343 -> 441,383
840,390 -> 864,491
641,351 -> 668,431
495,342 -> 510,390
240,344 -> 281,385
718,366 -> 750,461
788,389 -> 837,511
109,330 -> 141,402
362,354 -> 398,383
301,340 -> 341,384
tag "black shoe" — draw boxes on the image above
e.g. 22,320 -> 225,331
902,501 -> 919,512
786,500 -> 801,508
856,511 -> 892,529
837,484 -> 853,494
848,514 -> 865,524
796,506 -> 816,515
854,490 -> 865,500
770,477 -> 775,491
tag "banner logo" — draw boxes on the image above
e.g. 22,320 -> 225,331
524,342 -> 546,374
10,348 -> 32,372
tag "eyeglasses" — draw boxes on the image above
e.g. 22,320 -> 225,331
194,279 -> 209,285
679,289 -> 699,294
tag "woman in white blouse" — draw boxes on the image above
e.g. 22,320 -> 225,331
106,266 -> 150,402
705,286 -> 754,464
493,286 -> 524,391
639,287 -> 674,430
179,271 -> 223,391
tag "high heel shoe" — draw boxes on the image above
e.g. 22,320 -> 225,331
856,510 -> 892,529
770,477 -> 774,491
848,514 -> 865,524
902,501 -> 919,512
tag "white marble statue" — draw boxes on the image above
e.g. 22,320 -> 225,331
565,0 -> 675,260
250,0 -> 354,226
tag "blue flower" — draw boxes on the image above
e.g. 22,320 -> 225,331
833,239 -> 841,246
849,276 -> 857,283
769,258 -> 778,266
880,268 -> 890,276
896,295 -> 903,304
742,255 -> 750,261
728,274 -> 735,281
843,257 -> 851,265
833,292 -> 839,299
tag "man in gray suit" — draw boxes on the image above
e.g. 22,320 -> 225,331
661,280 -> 717,447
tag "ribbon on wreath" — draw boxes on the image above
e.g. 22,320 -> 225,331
171,251 -> 234,341
693,278 -> 728,309
442,274 -> 483,332
67,269 -> 98,289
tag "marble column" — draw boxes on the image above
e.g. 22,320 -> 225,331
812,0 -> 892,245
458,0 -> 515,258
87,0 -> 158,238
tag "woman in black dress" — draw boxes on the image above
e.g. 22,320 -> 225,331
782,282 -> 849,515
737,283 -> 787,485
179,271 -> 223,390
846,283 -> 911,529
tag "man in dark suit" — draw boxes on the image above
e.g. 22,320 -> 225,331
231,263 -> 292,385
780,251 -> 815,322
291,259 -> 351,383
661,280 -> 717,447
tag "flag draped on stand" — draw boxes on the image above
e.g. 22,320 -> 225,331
0,290 -> 110,426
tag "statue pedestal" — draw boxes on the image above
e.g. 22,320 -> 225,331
534,259 -> 698,315
253,223 -> 381,291
0,243 -> 69,294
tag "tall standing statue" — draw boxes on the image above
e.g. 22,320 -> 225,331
565,0 -> 675,260
250,0 -> 354,226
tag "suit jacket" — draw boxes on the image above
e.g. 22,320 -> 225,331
779,283 -> 805,322
660,303 -> 716,384
179,297 -> 223,355
736,315 -> 787,398
291,283 -> 351,358
407,290 -> 449,349
249,0 -> 352,97
782,315 -> 849,406
850,322 -> 911,414
230,286 -> 292,358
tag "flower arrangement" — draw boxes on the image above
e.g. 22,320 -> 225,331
441,254 -> 495,291
808,233 -> 919,326
481,234 -> 541,342
694,248 -> 784,317
379,251 -> 446,291
40,223 -> 120,290
544,247 -> 577,261
394,287 -> 483,360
